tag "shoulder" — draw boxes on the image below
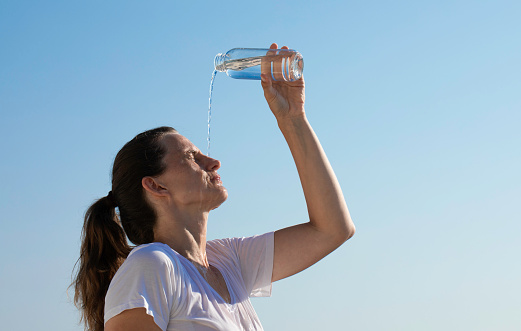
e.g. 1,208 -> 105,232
108,243 -> 182,295
206,237 -> 240,256
207,232 -> 274,257
123,243 -> 179,272
106,243 -> 180,328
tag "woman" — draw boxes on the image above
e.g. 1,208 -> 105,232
73,43 -> 355,331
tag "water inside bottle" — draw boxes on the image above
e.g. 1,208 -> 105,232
223,56 -> 262,80
227,56 -> 301,81
207,69 -> 217,156
224,56 -> 262,70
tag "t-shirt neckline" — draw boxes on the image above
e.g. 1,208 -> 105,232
151,241 -> 236,306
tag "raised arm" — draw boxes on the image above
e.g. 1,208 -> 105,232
261,43 -> 355,282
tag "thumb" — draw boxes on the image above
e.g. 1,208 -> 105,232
260,74 -> 280,111
261,73 -> 275,96
260,73 -> 271,87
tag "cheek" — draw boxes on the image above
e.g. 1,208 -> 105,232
181,169 -> 206,187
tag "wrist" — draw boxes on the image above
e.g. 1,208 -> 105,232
277,114 -> 309,133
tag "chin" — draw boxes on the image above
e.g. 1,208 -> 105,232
210,189 -> 228,211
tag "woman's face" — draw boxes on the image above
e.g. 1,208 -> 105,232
156,133 -> 228,210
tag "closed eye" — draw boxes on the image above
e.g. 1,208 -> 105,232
186,150 -> 201,161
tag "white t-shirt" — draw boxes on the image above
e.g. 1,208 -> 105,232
105,232 -> 274,331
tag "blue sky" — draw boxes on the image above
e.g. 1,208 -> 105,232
1,1 -> 520,330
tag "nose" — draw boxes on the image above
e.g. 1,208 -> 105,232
205,155 -> 221,171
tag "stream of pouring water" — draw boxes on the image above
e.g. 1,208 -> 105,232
207,70 -> 217,156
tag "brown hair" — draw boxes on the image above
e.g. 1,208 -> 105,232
72,126 -> 177,331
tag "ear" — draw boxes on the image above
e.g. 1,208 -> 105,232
142,176 -> 169,197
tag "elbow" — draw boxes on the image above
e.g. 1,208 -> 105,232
345,224 -> 356,241
328,221 -> 355,246
330,225 -> 354,248
340,221 -> 356,243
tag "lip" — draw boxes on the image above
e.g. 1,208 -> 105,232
210,174 -> 222,184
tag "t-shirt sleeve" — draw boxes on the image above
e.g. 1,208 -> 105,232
231,231 -> 274,297
104,245 -> 175,330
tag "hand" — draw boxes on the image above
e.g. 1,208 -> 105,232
261,43 -> 305,121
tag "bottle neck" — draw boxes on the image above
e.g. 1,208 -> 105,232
214,53 -> 227,72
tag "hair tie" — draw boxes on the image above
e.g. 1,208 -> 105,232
107,191 -> 118,207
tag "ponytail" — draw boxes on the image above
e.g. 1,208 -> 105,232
72,126 -> 176,330
73,195 -> 131,331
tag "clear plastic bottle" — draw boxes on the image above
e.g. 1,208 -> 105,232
214,48 -> 303,81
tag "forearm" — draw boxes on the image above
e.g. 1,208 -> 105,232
278,114 -> 355,242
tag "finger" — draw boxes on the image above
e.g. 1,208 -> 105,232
266,43 -> 285,81
260,73 -> 275,102
279,45 -> 290,80
285,48 -> 295,80
266,43 -> 277,57
263,43 -> 277,79
260,73 -> 272,87
264,43 -> 280,81
272,51 -> 284,81
261,49 -> 273,80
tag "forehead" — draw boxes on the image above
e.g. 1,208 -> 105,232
161,133 -> 198,155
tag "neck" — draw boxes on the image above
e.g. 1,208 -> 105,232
154,208 -> 210,268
